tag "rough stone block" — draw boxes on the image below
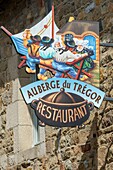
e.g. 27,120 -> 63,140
15,145 -> 45,164
0,154 -> 7,170
7,154 -> 15,167
0,116 -> 2,130
8,55 -> 18,80
0,59 -> 7,72
100,2 -> 108,15
78,128 -> 90,144
12,78 -> 23,102
39,141 -> 46,157
13,125 -> 33,153
12,78 -> 31,102
6,103 -> 18,129
0,72 -> 6,92
85,2 -> 95,13
1,90 -> 12,106
6,100 -> 32,129
12,45 -> 17,56
98,146 -> 108,163
39,126 -> 45,143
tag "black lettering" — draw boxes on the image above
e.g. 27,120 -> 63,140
27,90 -> 34,99
45,82 -> 51,90
77,84 -> 82,93
67,83 -> 71,88
31,87 -> 38,95
62,80 -> 67,88
86,89 -> 92,97
95,95 -> 101,104
41,83 -> 46,91
50,80 -> 55,88
37,85 -> 42,93
56,80 -> 60,88
62,80 -> 70,88
73,82 -> 78,90
82,85 -> 87,94
91,92 -> 97,100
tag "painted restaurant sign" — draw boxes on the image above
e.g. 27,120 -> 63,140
21,78 -> 105,127
1,6 -> 105,127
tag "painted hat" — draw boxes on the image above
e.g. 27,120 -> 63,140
30,35 -> 41,42
64,40 -> 75,48
65,34 -> 74,41
41,36 -> 54,44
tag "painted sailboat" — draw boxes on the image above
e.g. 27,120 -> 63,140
1,6 -> 99,85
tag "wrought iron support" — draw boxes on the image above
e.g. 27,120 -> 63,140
100,42 -> 113,47
104,96 -> 113,102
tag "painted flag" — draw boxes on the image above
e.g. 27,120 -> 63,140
1,10 -> 59,57
1,10 -> 60,70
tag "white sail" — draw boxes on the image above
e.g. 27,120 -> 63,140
14,11 -> 59,39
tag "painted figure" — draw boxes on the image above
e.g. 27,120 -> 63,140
52,40 -> 88,78
38,36 -> 55,80
23,29 -> 40,73
73,38 -> 94,71
23,31 -> 55,80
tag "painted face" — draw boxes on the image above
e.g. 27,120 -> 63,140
23,32 -> 32,39
77,45 -> 84,52
65,34 -> 73,41
35,42 -> 40,45
54,42 -> 61,48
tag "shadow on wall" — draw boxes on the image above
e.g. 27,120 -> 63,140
0,0 -> 46,88
77,113 -> 98,170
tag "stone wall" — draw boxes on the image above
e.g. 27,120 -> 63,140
0,0 -> 113,169
0,0 -> 46,169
